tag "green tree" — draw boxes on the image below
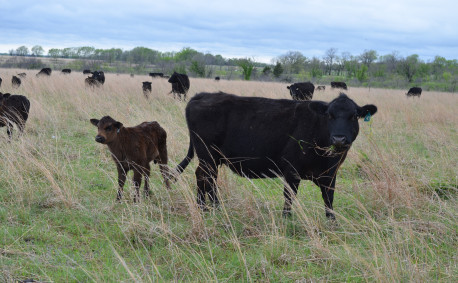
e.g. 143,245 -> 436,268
190,60 -> 206,77
48,48 -> 62,58
356,64 -> 368,82
238,58 -> 254,80
398,54 -> 420,83
16,46 -> 29,56
31,45 -> 44,56
277,51 -> 306,74
359,49 -> 378,70
175,47 -> 199,62
273,62 -> 283,78
309,57 -> 322,78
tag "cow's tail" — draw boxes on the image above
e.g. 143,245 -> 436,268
174,137 -> 194,176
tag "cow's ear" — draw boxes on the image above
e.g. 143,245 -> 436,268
114,121 -> 123,129
309,101 -> 328,115
90,119 -> 99,127
2,93 -> 11,99
286,86 -> 290,89
357,104 -> 377,118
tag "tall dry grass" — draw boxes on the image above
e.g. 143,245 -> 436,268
0,68 -> 456,282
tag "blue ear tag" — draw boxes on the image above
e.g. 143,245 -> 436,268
117,128 -> 120,133
364,113 -> 371,122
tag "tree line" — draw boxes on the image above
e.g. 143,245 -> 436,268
3,45 -> 457,92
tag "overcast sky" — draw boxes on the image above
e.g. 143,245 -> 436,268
0,0 -> 456,63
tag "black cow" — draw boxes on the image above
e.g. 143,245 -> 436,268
168,72 -> 190,100
316,85 -> 326,91
142,82 -> 152,98
17,73 -> 26,78
83,69 -> 92,74
12,76 -> 21,88
406,87 -> 422,97
331,81 -> 347,90
0,77 -> 2,88
215,76 -> 220,81
62,69 -> 71,74
0,92 -> 30,138
287,82 -> 315,101
36,68 -> 52,77
149,72 -> 164,78
175,92 -> 377,219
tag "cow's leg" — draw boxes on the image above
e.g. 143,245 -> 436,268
143,163 -> 151,197
313,177 -> 336,219
132,169 -> 142,203
282,174 -> 301,217
158,145 -> 171,189
6,122 -> 13,139
195,162 -> 218,210
116,165 -> 127,201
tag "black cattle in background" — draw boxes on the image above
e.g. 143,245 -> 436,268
12,76 -> 21,88
142,82 -> 152,98
17,73 -> 26,78
168,72 -> 190,100
174,92 -> 377,219
0,92 -> 30,138
36,68 -> 52,77
215,76 -> 220,81
287,82 -> 315,100
62,69 -> 71,74
83,69 -> 92,74
406,87 -> 422,97
316,85 -> 326,91
149,72 -> 164,78
0,77 -> 2,88
331,81 -> 347,90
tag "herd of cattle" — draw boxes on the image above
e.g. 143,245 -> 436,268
0,67 -> 429,219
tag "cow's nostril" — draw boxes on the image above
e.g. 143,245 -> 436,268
331,136 -> 346,145
95,136 -> 105,143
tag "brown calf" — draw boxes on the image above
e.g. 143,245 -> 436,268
90,116 -> 171,202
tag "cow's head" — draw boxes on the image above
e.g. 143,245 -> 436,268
309,93 -> 377,149
90,116 -> 123,144
168,72 -> 178,83
143,82 -> 152,87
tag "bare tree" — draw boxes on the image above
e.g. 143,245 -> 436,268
31,45 -> 45,57
359,49 -> 378,69
16,46 -> 29,56
323,48 -> 338,75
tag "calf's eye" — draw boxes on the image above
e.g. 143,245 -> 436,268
105,126 -> 112,131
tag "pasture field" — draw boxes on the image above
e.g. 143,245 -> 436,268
0,68 -> 456,282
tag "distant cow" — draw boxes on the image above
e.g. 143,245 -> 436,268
62,69 -> 71,74
316,85 -> 326,91
83,69 -> 92,74
36,68 -> 52,77
142,82 -> 152,98
17,73 -> 27,78
287,82 -> 315,100
12,76 -> 21,88
0,92 -> 30,138
215,76 -> 220,81
406,87 -> 422,97
175,92 -> 377,218
130,73 -> 135,78
149,72 -> 164,78
168,72 -> 190,100
331,81 -> 347,90
90,116 -> 171,202
0,77 -> 2,88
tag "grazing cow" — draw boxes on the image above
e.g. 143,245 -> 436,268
12,76 -> 21,88
36,68 -> 52,77
90,116 -> 171,202
331,81 -> 347,90
168,72 -> 190,100
0,92 -> 30,138
149,72 -> 164,78
142,82 -> 152,98
17,73 -> 27,78
175,92 -> 377,219
406,87 -> 422,97
215,76 -> 220,81
287,82 -> 315,101
83,69 -> 92,74
316,85 -> 326,91
62,69 -> 71,74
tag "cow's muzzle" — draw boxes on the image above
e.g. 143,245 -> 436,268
95,135 -> 106,143
331,135 -> 348,147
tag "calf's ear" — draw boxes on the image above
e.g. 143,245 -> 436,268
90,119 -> 99,127
308,101 -> 328,115
114,121 -> 123,129
357,104 -> 377,118
2,93 -> 11,99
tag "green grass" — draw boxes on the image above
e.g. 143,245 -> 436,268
0,69 -> 456,282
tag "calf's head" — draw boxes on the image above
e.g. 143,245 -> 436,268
90,116 -> 123,144
309,93 -> 377,149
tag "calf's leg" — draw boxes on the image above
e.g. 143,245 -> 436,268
133,170 -> 142,203
143,163 -> 151,197
116,165 -> 127,201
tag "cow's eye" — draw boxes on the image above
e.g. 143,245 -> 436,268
105,126 -> 112,131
